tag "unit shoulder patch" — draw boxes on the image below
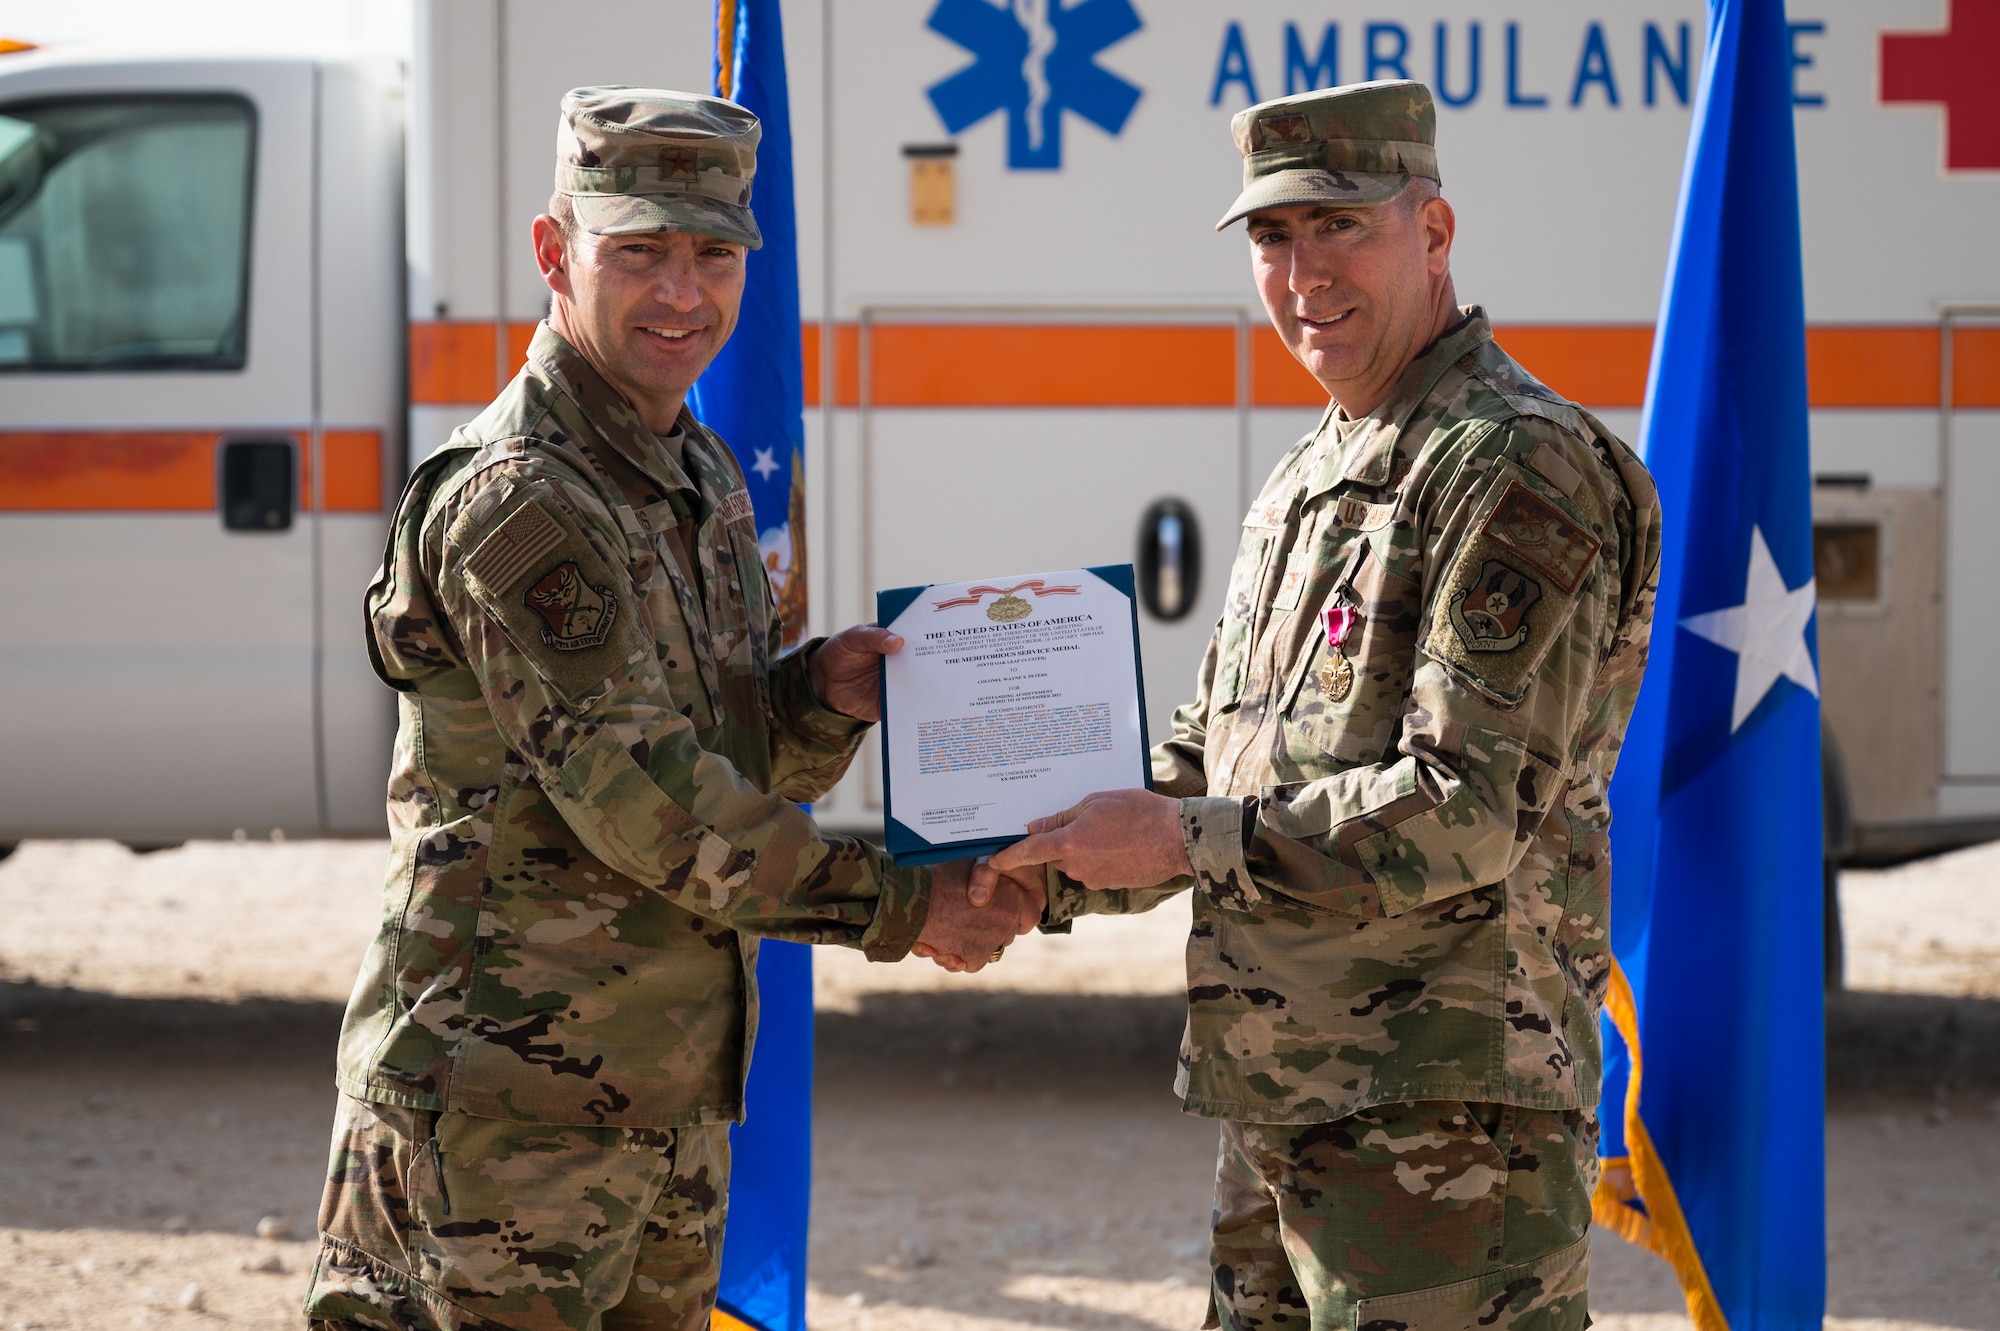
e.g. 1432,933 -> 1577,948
1481,480 -> 1602,593
524,560 -> 619,651
456,494 -> 644,707
1446,559 -> 1543,652
1423,474 -> 1599,706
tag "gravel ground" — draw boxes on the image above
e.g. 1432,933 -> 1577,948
1,837 -> 1997,1331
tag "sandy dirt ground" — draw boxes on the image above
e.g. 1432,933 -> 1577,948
1,837 -> 1997,1331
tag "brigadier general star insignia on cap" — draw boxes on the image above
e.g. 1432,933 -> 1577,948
1216,79 -> 1440,229
555,85 -> 764,249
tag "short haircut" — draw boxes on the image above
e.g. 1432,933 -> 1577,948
549,190 -> 579,244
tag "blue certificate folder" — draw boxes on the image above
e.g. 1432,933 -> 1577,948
876,564 -> 1152,866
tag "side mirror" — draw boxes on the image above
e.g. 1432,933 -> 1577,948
0,115 -> 47,226
1136,498 -> 1202,621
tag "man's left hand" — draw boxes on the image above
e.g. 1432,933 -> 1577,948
984,789 -> 1193,890
809,625 -> 902,721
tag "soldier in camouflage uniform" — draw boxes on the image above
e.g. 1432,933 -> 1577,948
984,80 -> 1662,1331
304,88 -> 1039,1331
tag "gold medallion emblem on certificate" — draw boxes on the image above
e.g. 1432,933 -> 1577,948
987,593 -> 1033,622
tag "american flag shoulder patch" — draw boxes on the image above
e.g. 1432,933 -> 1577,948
466,500 -> 566,591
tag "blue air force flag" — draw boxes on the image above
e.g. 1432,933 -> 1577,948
1594,1 -> 1828,1329
691,6 -> 814,1331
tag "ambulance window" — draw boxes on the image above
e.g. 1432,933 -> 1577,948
1813,523 -> 1880,602
0,95 -> 253,370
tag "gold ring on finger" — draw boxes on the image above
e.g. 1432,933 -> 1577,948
988,949 -> 1005,964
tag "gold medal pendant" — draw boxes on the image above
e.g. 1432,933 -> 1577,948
1318,653 -> 1354,703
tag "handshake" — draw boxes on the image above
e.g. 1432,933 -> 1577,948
900,788 -> 1196,973
904,856 -> 1045,974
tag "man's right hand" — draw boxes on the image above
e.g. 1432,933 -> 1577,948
912,859 -> 1043,973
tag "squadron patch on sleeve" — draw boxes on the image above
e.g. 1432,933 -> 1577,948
458,495 -> 646,706
1423,473 -> 1595,707
1446,559 -> 1543,652
523,561 -> 619,650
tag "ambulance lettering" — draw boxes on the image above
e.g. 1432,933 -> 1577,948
1208,17 -> 1830,110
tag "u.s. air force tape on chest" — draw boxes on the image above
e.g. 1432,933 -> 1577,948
713,488 -> 754,527
1422,478 -> 1599,706
461,496 -> 642,706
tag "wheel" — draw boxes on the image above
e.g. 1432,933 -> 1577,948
1821,719 -> 1851,992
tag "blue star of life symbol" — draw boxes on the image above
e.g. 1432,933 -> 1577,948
925,0 -> 1143,171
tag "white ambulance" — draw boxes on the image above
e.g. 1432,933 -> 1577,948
0,1 -> 1994,888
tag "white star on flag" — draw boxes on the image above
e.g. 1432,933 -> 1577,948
751,447 -> 780,481
1679,525 -> 1819,732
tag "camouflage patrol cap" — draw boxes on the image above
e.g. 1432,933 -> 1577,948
555,86 -> 762,249
1216,79 -> 1439,231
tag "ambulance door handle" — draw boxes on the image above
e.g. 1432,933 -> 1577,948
219,437 -> 297,532
1137,498 -> 1202,621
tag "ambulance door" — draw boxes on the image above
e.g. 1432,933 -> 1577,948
836,308 -> 1255,819
1941,308 -> 2000,815
0,58 -> 321,840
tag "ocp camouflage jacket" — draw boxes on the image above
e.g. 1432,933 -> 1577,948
337,324 -> 928,1128
1054,310 -> 1661,1126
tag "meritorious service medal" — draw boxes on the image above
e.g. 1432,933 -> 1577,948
1318,603 -> 1357,703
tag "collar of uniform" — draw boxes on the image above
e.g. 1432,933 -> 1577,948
1306,306 -> 1493,496
525,321 -> 700,499
672,409 -> 748,514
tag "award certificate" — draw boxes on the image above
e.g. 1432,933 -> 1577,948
876,565 -> 1151,864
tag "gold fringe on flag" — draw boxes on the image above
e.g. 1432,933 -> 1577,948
1593,959 -> 1731,1331
715,0 -> 740,100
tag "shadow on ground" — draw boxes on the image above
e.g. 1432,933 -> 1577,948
5,981 -> 1995,1092
0,981 -> 344,1069
1825,988 -> 2000,1094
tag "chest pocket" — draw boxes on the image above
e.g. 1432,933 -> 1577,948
631,498 -> 724,733
699,500 -> 773,700
1212,524 -> 1282,711
1275,529 -> 1422,775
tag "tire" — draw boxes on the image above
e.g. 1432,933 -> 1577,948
1821,719 -> 1851,992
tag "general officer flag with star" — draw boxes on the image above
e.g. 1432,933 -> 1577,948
1593,0 -> 1827,1328
689,5 -> 814,1331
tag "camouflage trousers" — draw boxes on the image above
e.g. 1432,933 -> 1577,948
1206,1102 -> 1597,1331
304,1094 -> 729,1331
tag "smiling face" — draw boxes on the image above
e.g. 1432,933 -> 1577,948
1247,187 -> 1457,418
534,215 -> 747,434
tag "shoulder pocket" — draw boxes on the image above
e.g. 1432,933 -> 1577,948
1423,466 -> 1601,708
457,492 -> 648,709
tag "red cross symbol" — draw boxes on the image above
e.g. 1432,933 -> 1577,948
1881,0 -> 2000,170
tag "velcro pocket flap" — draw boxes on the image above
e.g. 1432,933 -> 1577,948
458,494 -> 649,709
1422,466 -> 1599,708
